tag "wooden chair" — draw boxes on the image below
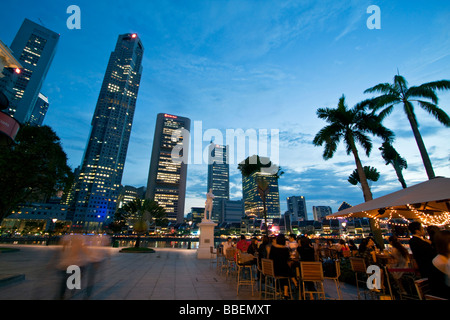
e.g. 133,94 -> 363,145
414,278 -> 430,300
300,261 -> 326,300
425,294 -> 448,300
261,258 -> 292,300
323,259 -> 342,300
236,251 -> 254,296
350,257 -> 368,300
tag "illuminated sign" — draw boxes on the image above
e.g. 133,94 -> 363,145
164,114 -> 178,119
0,111 -> 20,141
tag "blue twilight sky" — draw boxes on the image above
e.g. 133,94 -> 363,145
1,0 -> 449,219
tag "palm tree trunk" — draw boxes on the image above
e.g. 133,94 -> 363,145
392,163 -> 407,189
405,105 -> 436,180
349,139 -> 384,249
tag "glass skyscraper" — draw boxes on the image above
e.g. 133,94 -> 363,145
242,171 -> 281,221
207,144 -> 229,222
287,196 -> 308,221
70,33 -> 144,232
146,113 -> 190,224
0,19 -> 59,124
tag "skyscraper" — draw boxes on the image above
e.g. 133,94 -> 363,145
146,113 -> 190,224
0,19 -> 59,124
207,144 -> 229,222
70,33 -> 144,232
28,92 -> 49,126
287,196 -> 308,221
242,170 -> 281,221
313,206 -> 332,222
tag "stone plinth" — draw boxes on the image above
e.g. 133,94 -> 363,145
196,219 -> 217,259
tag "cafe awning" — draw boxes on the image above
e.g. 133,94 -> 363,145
326,177 -> 450,226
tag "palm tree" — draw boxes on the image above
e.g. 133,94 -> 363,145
348,166 -> 380,188
119,198 -> 166,248
313,95 -> 393,248
238,155 -> 284,237
362,74 -> 450,180
379,142 -> 408,189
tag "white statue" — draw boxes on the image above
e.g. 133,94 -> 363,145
204,188 -> 215,221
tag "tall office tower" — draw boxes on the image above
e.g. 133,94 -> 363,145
28,92 -> 49,126
146,113 -> 190,224
242,170 -> 281,221
207,144 -> 229,222
71,33 -> 144,232
287,196 -> 308,221
312,206 -> 332,222
0,19 -> 59,124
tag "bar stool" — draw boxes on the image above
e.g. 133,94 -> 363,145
323,259 -> 342,300
300,261 -> 326,300
261,258 -> 292,300
236,251 -> 254,296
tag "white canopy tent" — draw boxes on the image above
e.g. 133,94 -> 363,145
326,177 -> 450,227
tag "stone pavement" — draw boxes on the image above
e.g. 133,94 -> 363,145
0,244 -> 359,300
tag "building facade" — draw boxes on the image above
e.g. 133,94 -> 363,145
146,113 -> 190,224
70,33 -> 144,232
242,171 -> 281,221
28,92 -> 49,126
207,144 -> 229,222
220,199 -> 244,224
312,206 -> 332,222
287,196 -> 308,221
0,19 -> 59,124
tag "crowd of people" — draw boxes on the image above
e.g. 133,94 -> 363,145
219,221 -> 450,300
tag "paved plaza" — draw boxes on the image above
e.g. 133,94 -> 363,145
0,244 -> 359,300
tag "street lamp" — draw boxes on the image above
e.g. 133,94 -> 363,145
341,221 -> 347,237
187,220 -> 193,249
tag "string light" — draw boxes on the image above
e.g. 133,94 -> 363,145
327,205 -> 450,227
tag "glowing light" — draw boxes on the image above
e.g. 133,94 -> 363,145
164,114 -> 178,119
15,68 -> 21,74
131,34 -> 137,38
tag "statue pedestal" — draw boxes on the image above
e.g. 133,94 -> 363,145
196,219 -> 217,259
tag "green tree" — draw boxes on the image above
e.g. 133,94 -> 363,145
313,95 -> 393,248
0,125 -> 73,224
379,142 -> 408,189
238,155 -> 283,237
348,166 -> 380,187
117,198 -> 166,248
362,74 -> 450,180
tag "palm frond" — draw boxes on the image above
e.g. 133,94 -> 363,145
416,100 -> 450,127
419,80 -> 450,91
407,85 -> 439,104
364,83 -> 395,95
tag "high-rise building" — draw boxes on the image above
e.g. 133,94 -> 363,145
70,33 -> 144,232
0,19 -> 59,124
28,92 -> 49,126
220,199 -> 244,224
313,206 -> 332,222
242,170 -> 281,221
146,113 -> 190,224
117,185 -> 146,209
287,196 -> 308,221
207,144 -> 229,222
